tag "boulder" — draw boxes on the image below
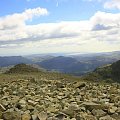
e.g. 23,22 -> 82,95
22,113 -> 31,120
99,115 -> 116,120
38,111 -> 47,120
3,111 -> 21,120
108,106 -> 118,114
81,102 -> 106,111
92,109 -> 106,118
0,104 -> 6,111
74,82 -> 86,89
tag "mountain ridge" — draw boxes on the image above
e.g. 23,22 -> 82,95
36,51 -> 120,75
0,56 -> 32,67
0,51 -> 120,76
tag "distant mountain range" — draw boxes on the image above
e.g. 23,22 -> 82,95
25,54 -> 54,63
0,51 -> 120,75
36,51 -> 120,75
0,56 -> 32,67
36,56 -> 94,75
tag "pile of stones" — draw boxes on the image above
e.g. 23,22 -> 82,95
0,78 -> 120,120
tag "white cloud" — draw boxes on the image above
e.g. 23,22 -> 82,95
90,11 -> 120,29
85,0 -> 120,10
0,7 -> 48,30
0,9 -> 120,55
104,0 -> 120,10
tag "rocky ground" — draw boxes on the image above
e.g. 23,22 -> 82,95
0,78 -> 120,120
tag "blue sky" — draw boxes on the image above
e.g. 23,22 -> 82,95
0,0 -> 118,23
0,0 -> 120,55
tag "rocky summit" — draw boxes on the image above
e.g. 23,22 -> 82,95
0,77 -> 120,120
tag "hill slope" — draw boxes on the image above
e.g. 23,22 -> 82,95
83,60 -> 120,83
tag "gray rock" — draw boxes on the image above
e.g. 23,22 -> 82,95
0,74 -> 120,120
0,110 -> 2,119
99,115 -> 116,120
117,107 -> 120,113
38,111 -> 47,120
111,113 -> 120,120
28,100 -> 37,106
55,113 -> 67,120
108,106 -> 118,114
22,113 -> 31,120
62,104 -> 79,118
31,114 -> 38,120
3,111 -> 21,120
19,99 -> 26,105
81,114 -> 97,120
81,102 -> 106,111
74,82 -> 86,89
92,109 -> 106,118
0,104 -> 6,111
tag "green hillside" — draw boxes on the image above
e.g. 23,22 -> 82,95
111,60 -> 120,81
83,60 -> 120,83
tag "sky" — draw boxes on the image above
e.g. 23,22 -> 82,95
0,0 -> 120,56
